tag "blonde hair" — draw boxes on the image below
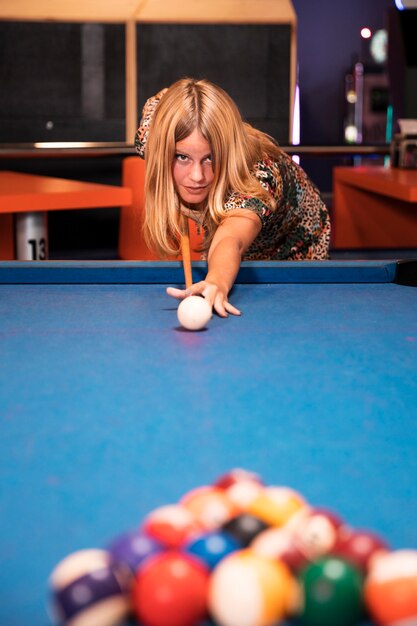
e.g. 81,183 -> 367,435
143,77 -> 282,257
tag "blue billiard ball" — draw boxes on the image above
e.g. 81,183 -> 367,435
185,530 -> 240,570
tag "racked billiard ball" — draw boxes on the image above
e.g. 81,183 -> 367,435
221,513 -> 269,547
107,530 -> 162,574
141,503 -> 201,548
364,549 -> 417,626
333,528 -> 389,573
181,485 -> 238,530
209,549 -> 295,626
132,551 -> 209,626
185,529 -> 240,570
49,549 -> 130,626
296,556 -> 364,626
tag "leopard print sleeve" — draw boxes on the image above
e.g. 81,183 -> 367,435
223,159 -> 281,226
134,88 -> 168,158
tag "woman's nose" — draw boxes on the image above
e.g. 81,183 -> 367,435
189,162 -> 205,182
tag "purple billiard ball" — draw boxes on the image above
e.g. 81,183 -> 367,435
107,530 -> 162,574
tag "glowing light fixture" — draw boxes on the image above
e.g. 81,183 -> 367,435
292,83 -> 300,164
360,27 -> 372,39
345,125 -> 358,144
346,90 -> 357,104
395,0 -> 417,7
292,84 -> 300,146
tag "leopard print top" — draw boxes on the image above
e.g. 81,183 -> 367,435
135,90 -> 330,261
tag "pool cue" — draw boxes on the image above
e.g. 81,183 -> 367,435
180,213 -> 193,289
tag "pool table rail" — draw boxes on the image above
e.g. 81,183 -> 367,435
0,259 -> 415,285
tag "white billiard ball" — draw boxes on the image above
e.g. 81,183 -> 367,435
177,296 -> 212,331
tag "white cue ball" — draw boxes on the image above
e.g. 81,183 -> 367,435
177,296 -> 212,331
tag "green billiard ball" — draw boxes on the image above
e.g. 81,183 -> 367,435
297,556 -> 364,626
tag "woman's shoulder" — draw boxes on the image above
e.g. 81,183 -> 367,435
256,148 -> 297,176
135,87 -> 168,158
260,149 -> 322,198
252,154 -> 285,197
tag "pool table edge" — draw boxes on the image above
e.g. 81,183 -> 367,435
0,259 -> 414,285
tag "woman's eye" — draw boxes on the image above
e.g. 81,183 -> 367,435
205,155 -> 213,164
175,153 -> 188,162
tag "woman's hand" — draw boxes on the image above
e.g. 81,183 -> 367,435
166,282 -> 241,318
167,211 -> 260,318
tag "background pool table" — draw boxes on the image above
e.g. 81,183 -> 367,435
1,260 -> 416,626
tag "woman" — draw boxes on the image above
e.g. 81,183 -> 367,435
135,77 -> 330,318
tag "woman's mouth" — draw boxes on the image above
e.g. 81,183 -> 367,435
185,186 -> 207,193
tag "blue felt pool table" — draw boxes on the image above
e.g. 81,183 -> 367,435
1,260 -> 416,626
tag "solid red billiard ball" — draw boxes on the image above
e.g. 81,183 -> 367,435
132,551 -> 209,626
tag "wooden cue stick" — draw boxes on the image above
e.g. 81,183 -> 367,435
180,213 -> 193,289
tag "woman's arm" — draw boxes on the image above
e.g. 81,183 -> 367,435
167,211 -> 261,316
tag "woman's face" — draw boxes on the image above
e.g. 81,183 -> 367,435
172,128 -> 214,206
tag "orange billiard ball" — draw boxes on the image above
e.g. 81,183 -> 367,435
246,486 -> 307,528
364,549 -> 417,626
209,549 -> 295,626
181,485 -> 238,530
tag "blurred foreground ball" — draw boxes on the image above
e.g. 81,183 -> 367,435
49,549 -> 130,626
